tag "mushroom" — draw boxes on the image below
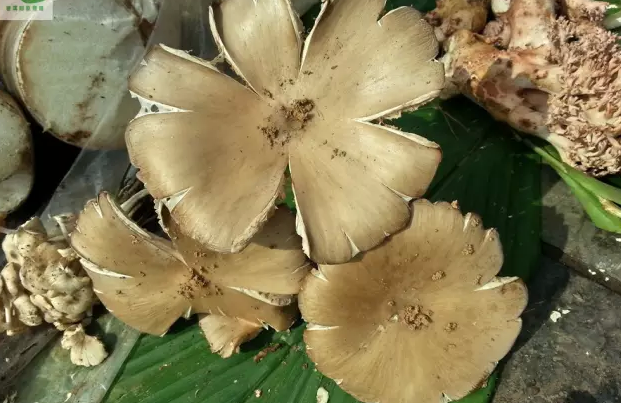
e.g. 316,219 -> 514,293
0,262 -> 42,328
299,200 -> 527,403
61,323 -> 108,367
126,0 -> 444,264
0,0 -> 160,149
198,315 -> 263,358
1,217 -> 97,330
442,0 -> 621,177
70,192 -> 310,354
0,90 -> 33,219
425,0 -> 491,42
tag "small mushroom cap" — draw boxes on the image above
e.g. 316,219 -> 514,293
0,90 -> 33,217
71,192 -> 310,336
299,200 -> 527,403
199,314 -> 263,358
127,0 -> 444,264
1,262 -> 43,327
61,324 -> 108,367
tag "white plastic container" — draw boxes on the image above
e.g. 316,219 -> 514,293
0,90 -> 32,217
0,0 -> 160,149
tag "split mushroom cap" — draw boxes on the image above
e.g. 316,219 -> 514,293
126,0 -> 444,264
199,314 -> 263,358
0,90 -> 33,218
61,324 -> 108,367
70,192 -> 310,337
299,200 -> 527,403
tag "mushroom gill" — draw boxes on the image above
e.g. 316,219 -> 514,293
299,200 -> 527,403
70,192 -> 310,354
126,0 -> 444,265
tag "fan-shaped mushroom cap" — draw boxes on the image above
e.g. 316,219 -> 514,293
299,200 -> 527,403
0,90 -> 32,217
61,324 -> 108,367
126,0 -> 444,265
70,192 -> 310,337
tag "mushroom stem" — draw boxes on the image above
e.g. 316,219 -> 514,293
120,188 -> 150,215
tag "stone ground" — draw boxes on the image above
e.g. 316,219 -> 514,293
541,167 -> 621,293
493,167 -> 621,403
495,258 -> 621,403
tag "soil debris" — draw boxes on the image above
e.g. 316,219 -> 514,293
254,343 -> 282,363
331,148 -> 347,159
260,99 -> 315,148
431,271 -> 446,281
178,269 -> 210,299
282,99 -> 315,125
462,244 -> 474,255
475,274 -> 483,285
401,305 -> 433,330
445,322 -> 458,332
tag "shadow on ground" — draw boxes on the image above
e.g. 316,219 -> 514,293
494,258 -> 621,402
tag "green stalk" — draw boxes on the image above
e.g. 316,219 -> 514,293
521,136 -> 621,233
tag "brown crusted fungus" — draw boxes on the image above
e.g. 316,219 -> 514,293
299,200 -> 527,403
61,324 -> 108,367
1,217 -> 96,330
126,0 -> 444,264
70,192 -> 310,351
443,0 -> 621,176
425,0 -> 491,42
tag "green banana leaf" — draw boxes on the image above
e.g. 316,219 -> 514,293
102,95 -> 541,403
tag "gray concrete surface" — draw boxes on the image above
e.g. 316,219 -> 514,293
541,166 -> 621,294
495,257 -> 621,403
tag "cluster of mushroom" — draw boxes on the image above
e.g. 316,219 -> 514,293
427,0 -> 621,177
0,215 -> 107,366
69,0 -> 528,402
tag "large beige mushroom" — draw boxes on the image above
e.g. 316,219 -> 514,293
126,0 -> 444,265
299,200 -> 527,403
0,90 -> 32,219
70,192 -> 310,355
